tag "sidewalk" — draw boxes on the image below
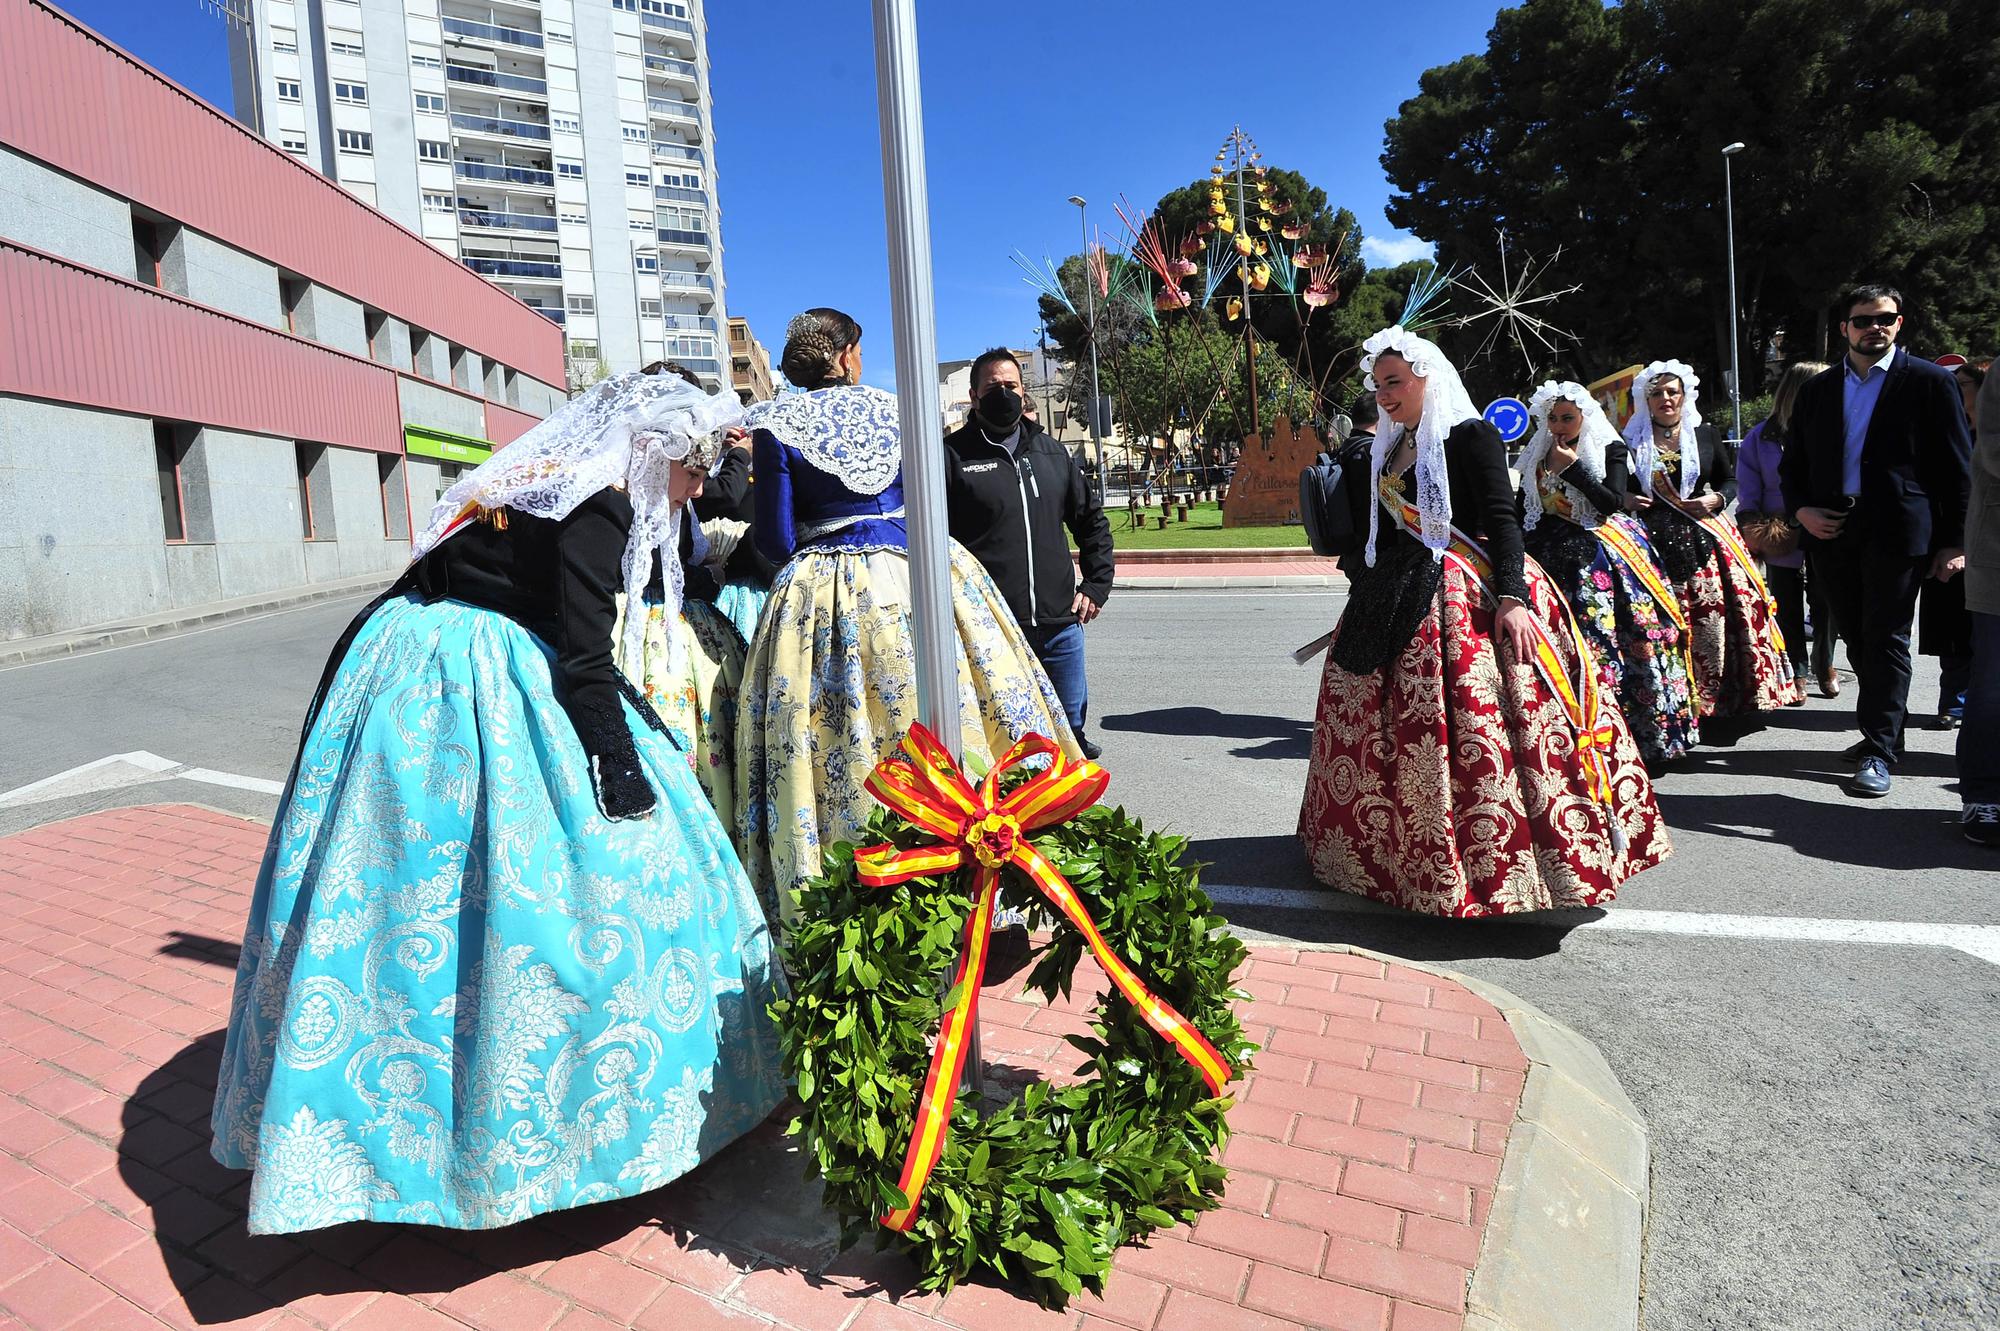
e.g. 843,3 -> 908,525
0,805 -> 1625,1331
1111,550 -> 1344,591
0,576 -> 391,668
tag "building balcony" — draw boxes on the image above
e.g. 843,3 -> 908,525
526,306 -> 564,324
654,184 -> 706,205
652,141 -> 705,166
458,207 -> 558,234
673,356 -> 722,376
647,97 -> 699,127
644,53 -> 698,86
462,256 -> 562,281
442,16 -> 545,49
656,227 -> 710,251
658,269 -> 714,294
659,313 -> 718,332
642,12 -> 696,38
454,160 -> 555,189
446,63 -> 548,98
451,111 -> 552,143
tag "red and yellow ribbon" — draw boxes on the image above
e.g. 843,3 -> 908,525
1651,478 -> 1790,660
1592,517 -> 1703,710
853,724 -> 1233,1233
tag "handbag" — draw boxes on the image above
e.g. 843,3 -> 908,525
1739,510 -> 1799,559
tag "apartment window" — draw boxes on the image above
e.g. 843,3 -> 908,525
552,114 -> 580,134
621,124 -> 647,144
279,131 -> 308,155
625,170 -> 650,187
414,92 -> 447,114
638,298 -> 662,318
565,294 -> 595,315
612,0 -> 636,11
547,29 -> 572,44
411,48 -> 442,70
421,192 -> 453,213
557,160 -> 584,178
628,213 -> 650,231
379,455 -> 409,540
642,1 -> 686,15
131,215 -> 173,289
634,253 -> 658,273
559,208 -> 587,224
418,140 -> 451,162
276,79 -> 301,102
295,443 -> 331,540
337,129 -> 373,154
272,28 -> 297,54
155,424 -> 188,543
334,81 -> 368,105
329,33 -> 364,57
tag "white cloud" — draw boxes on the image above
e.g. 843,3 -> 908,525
1362,234 -> 1436,267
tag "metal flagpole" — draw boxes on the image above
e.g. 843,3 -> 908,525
870,0 -> 979,1092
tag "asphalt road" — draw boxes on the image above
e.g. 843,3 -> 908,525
2,587 -> 1995,1328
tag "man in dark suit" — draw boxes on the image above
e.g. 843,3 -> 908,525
1781,284 -> 1974,797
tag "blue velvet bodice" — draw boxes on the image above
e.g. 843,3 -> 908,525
752,429 -> 907,565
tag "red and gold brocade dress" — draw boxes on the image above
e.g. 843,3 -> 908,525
1297,430 -> 1671,917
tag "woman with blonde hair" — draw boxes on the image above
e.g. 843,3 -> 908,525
1737,359 -> 1836,696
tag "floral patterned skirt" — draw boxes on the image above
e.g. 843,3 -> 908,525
1297,557 -> 1671,917
1529,516 -> 1700,765
210,594 -> 787,1234
624,598 -> 746,835
1650,511 -> 1800,718
734,541 -> 1078,925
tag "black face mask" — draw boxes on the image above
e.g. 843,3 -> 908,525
976,384 -> 1023,435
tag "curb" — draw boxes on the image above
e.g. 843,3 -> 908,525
1114,575 -> 1346,590
1113,547 -> 1319,565
1289,943 -> 1648,1331
0,575 -> 391,667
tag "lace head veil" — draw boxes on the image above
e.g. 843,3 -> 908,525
409,370 -> 746,677
1360,326 -> 1482,566
1623,360 -> 1703,499
1518,380 -> 1618,531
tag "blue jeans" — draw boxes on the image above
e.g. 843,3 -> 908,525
1958,612 -> 2000,804
1029,622 -> 1089,734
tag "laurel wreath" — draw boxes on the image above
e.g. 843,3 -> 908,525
771,799 -> 1255,1307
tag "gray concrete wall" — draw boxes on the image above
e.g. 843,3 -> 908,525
163,230 -> 284,329
312,286 -> 371,359
202,426 -> 310,599
0,397 -> 169,638
325,446 -> 409,576
397,377 -> 485,437
519,375 -> 566,417
0,146 -> 139,279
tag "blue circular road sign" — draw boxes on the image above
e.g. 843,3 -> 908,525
1484,397 -> 1531,443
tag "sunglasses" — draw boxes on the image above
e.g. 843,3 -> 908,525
1846,313 -> 1901,329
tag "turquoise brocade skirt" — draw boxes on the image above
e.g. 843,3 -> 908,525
209,594 -> 787,1234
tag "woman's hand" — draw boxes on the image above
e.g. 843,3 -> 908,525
1494,598 -> 1537,667
1700,492 -> 1725,515
1624,492 -> 1653,513
1546,439 -> 1579,474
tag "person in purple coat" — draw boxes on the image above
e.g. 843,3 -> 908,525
1738,361 -> 1837,697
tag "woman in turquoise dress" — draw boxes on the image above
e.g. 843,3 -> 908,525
733,308 -> 1078,922
209,373 -> 787,1235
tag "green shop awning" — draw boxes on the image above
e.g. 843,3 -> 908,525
403,424 -> 494,464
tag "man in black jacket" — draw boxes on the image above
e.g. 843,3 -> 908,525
1781,283 -> 1973,797
945,349 -> 1116,759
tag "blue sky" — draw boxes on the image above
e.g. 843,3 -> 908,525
57,1 -> 1503,388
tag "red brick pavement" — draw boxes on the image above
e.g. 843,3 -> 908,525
0,805 -> 1527,1331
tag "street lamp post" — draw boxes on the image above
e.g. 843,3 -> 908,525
1069,195 -> 1109,502
1721,141 -> 1746,444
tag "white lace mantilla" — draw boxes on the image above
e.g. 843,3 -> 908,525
745,385 -> 902,496
1518,380 -> 1618,532
1623,360 -> 1704,500
1360,325 -> 1481,566
410,371 -> 745,677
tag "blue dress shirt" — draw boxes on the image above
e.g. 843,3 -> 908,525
1840,348 -> 1895,496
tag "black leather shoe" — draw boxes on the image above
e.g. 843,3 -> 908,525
1845,758 -> 1892,798
1078,736 -> 1103,761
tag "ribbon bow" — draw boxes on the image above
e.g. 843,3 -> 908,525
854,724 -> 1233,1233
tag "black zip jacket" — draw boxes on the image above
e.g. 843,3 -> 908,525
943,418 -> 1115,633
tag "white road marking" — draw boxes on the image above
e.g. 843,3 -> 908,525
1203,882 -> 2000,967
0,751 -> 283,808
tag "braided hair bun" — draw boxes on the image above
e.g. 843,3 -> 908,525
779,307 -> 863,389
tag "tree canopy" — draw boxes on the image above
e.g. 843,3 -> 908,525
1382,0 -> 2000,402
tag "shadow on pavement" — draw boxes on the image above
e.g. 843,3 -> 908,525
1653,790 -> 1981,869
1099,706 -> 1312,761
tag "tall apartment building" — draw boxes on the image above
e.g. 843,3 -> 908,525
728,316 -> 772,404
227,0 -> 726,391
